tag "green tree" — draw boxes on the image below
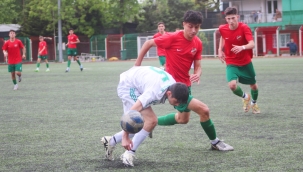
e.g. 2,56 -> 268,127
0,0 -> 23,24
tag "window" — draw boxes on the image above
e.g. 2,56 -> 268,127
273,34 -> 290,48
267,1 -> 272,13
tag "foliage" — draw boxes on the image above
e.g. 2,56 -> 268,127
0,0 -> 23,24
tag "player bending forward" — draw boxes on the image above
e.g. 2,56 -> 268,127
101,66 -> 189,167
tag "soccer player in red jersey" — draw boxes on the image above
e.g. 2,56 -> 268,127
2,30 -> 26,90
218,7 -> 260,114
153,22 -> 168,69
35,36 -> 52,72
135,10 -> 234,151
65,28 -> 83,72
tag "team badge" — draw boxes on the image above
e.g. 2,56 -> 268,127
191,48 -> 197,55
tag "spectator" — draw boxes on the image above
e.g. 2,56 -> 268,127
253,11 -> 258,22
257,11 -> 262,23
274,9 -> 282,22
287,39 -> 298,56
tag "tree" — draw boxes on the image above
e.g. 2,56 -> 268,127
0,0 -> 22,24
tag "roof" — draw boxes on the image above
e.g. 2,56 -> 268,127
0,24 -> 21,32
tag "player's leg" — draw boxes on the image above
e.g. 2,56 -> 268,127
158,56 -> 166,69
35,57 -> 41,72
45,58 -> 50,72
226,65 -> 250,112
66,56 -> 72,72
74,56 -> 83,71
120,107 -> 157,167
15,63 -> 22,83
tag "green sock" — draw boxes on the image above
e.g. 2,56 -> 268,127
233,85 -> 244,97
158,113 -> 177,125
251,89 -> 258,102
200,119 -> 217,140
37,63 -> 40,68
13,79 -> 17,85
68,60 -> 71,67
46,63 -> 49,68
77,60 -> 81,66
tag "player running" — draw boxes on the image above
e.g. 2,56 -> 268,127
2,30 -> 26,90
153,22 -> 169,69
101,66 -> 189,167
134,10 -> 234,151
65,28 -> 83,72
218,7 -> 260,114
35,36 -> 51,72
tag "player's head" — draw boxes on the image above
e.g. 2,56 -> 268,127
157,22 -> 165,33
182,10 -> 202,40
39,36 -> 44,41
166,82 -> 189,106
9,30 -> 16,38
224,7 -> 239,28
69,28 -> 74,35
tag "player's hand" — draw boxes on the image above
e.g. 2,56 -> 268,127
3,52 -> 8,58
22,55 -> 26,59
218,50 -> 225,63
190,74 -> 200,85
231,44 -> 244,54
121,136 -> 133,151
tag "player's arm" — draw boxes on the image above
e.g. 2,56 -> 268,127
218,36 -> 226,63
22,46 -> 26,59
3,50 -> 7,57
75,38 -> 80,44
39,46 -> 46,55
231,40 -> 254,54
134,39 -> 157,66
43,37 -> 52,40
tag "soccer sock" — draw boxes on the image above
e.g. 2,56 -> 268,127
251,89 -> 258,103
46,63 -> 49,68
200,119 -> 217,140
13,79 -> 17,85
67,60 -> 71,67
158,113 -> 177,125
77,60 -> 81,66
110,131 -> 135,146
131,129 -> 149,151
37,63 -> 40,68
232,85 -> 244,97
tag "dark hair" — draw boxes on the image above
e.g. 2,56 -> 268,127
39,36 -> 43,39
168,82 -> 189,104
69,28 -> 74,31
9,30 -> 16,33
157,22 -> 164,26
224,7 -> 238,15
183,10 -> 203,24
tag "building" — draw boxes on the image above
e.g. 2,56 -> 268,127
222,0 -> 303,56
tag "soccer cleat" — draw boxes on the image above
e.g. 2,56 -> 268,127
18,76 -> 22,82
120,151 -> 136,167
46,68 -> 50,72
251,103 -> 260,114
148,131 -> 153,138
65,69 -> 69,73
242,94 -> 251,112
80,65 -> 83,71
211,140 -> 234,151
13,84 -> 18,90
100,136 -> 116,161
35,68 -> 39,72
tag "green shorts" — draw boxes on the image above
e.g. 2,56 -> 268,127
174,87 -> 193,112
158,56 -> 166,66
226,62 -> 256,85
38,55 -> 48,60
8,63 -> 22,72
67,48 -> 78,56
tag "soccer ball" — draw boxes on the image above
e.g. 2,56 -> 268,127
120,110 -> 144,134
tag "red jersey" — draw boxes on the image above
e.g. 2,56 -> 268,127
219,22 -> 253,66
2,39 -> 24,65
67,34 -> 78,48
153,32 -> 169,56
39,41 -> 47,55
154,31 -> 202,86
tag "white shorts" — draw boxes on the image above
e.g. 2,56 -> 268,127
117,76 -> 141,113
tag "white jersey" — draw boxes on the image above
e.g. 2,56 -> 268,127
117,66 -> 176,111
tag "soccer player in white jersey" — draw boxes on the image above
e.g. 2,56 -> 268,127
101,66 -> 189,167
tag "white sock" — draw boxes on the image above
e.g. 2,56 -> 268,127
243,93 -> 248,99
110,130 -> 135,146
211,138 -> 220,145
131,129 -> 149,151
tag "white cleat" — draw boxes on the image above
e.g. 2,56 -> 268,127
211,140 -> 234,151
120,151 -> 136,167
13,84 -> 18,90
46,68 -> 50,72
100,136 -> 116,161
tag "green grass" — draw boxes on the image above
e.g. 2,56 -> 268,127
0,58 -> 303,172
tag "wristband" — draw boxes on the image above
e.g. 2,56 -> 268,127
242,46 -> 246,50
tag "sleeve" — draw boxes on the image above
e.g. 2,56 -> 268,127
2,41 -> 7,50
243,25 -> 253,42
75,34 -> 79,40
194,39 -> 202,60
154,33 -> 174,49
137,90 -> 160,108
19,40 -> 24,48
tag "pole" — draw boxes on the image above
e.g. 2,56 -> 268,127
58,0 -> 63,62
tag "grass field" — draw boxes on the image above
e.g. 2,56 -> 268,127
0,57 -> 303,172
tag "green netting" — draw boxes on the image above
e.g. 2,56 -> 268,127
197,30 -> 217,57
90,35 -> 107,58
122,33 -> 138,59
4,37 -> 31,61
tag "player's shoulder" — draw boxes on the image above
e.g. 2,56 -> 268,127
219,24 -> 229,30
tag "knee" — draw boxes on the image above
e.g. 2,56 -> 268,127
199,105 -> 210,119
250,84 -> 258,90
175,114 -> 189,124
228,82 -> 237,91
